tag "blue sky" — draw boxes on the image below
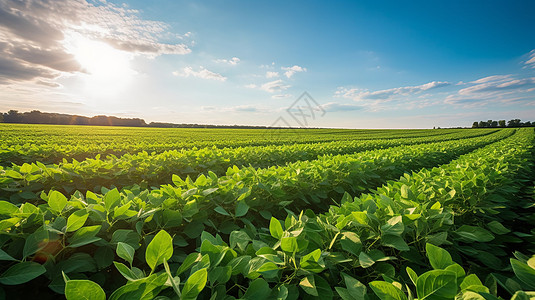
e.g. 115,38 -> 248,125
0,0 -> 534,128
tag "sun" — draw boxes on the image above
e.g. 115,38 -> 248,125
64,33 -> 135,96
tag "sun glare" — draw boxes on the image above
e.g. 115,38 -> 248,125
64,34 -> 135,96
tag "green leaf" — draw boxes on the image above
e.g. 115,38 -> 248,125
382,235 -> 409,251
113,262 -> 142,281
370,281 -> 408,300
68,225 -> 102,248
214,206 -> 230,216
406,267 -> 419,286
104,188 -> 121,212
65,280 -> 106,300
242,278 -> 270,300
0,262 -> 46,285
176,253 -> 202,276
281,237 -> 298,253
164,260 -> 181,297
66,210 -> 89,232
235,201 -> 249,217
510,259 -> 535,289
487,221 -> 510,235
117,242 -> 135,265
416,270 -> 457,300
145,230 -> 173,270
0,201 -> 19,215
48,190 -> 68,214
455,225 -> 494,242
182,268 -> 208,300
109,273 -> 167,300
300,276 -> 318,296
270,217 -> 283,240
426,243 -> 453,270
23,225 -> 49,259
0,249 -> 17,262
359,252 -> 375,268
338,273 -> 366,300
230,230 -> 251,251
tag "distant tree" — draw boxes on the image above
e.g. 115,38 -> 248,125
4,110 -> 22,123
523,121 -> 532,127
490,120 -> 498,128
498,120 -> 506,127
507,119 -> 522,127
472,122 -> 479,128
478,121 -> 488,128
0,113 -> 3,123
487,120 -> 493,127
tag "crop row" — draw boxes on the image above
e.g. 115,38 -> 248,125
0,128 -> 500,203
0,124 -> 492,166
0,127 -> 531,299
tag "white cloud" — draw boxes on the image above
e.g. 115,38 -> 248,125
524,50 -> 535,69
260,79 -> 291,93
173,66 -> 226,81
338,81 -> 450,102
0,0 -> 191,85
470,74 -> 513,84
282,65 -> 306,78
459,77 -> 535,95
266,71 -> 279,78
271,94 -> 292,99
215,57 -> 240,65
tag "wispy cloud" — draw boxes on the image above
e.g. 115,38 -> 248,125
0,0 -> 191,85
215,57 -> 240,65
524,49 -> 535,69
266,71 -> 279,78
271,94 -> 292,99
337,81 -> 450,102
172,67 -> 226,81
246,79 -> 291,93
282,65 -> 306,78
445,75 -> 535,106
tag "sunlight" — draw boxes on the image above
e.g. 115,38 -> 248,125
64,33 -> 135,96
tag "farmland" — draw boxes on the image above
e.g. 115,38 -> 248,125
0,124 -> 534,300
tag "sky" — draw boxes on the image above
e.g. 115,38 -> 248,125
0,0 -> 534,128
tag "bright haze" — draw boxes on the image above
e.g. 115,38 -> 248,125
0,0 -> 534,128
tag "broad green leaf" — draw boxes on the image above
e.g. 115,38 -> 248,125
68,225 -> 102,248
109,273 -> 167,300
426,243 -> 453,270
117,242 -> 135,265
281,237 -> 298,253
242,278 -> 270,300
229,230 -> 251,251
113,262 -> 142,281
359,252 -> 375,268
382,235 -> 409,251
0,249 -> 17,262
235,201 -> 249,217
270,217 -> 283,239
65,280 -> 106,300
300,276 -> 318,296
23,225 -> 49,259
406,267 -> 418,286
182,268 -> 208,300
176,253 -> 202,276
487,221 -> 510,235
416,270 -> 457,300
145,230 -> 173,270
0,201 -> 19,215
104,188 -> 121,212
48,191 -> 68,214
370,281 -> 408,300
0,262 -> 46,285
66,210 -> 89,232
455,225 -> 494,242
338,273 -> 366,300
164,260 -> 181,297
510,259 -> 535,289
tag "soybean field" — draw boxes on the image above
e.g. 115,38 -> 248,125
0,124 -> 534,300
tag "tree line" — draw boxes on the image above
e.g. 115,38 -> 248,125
472,119 -> 534,128
0,110 -> 300,129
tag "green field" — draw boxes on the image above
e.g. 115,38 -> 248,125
0,124 -> 534,299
